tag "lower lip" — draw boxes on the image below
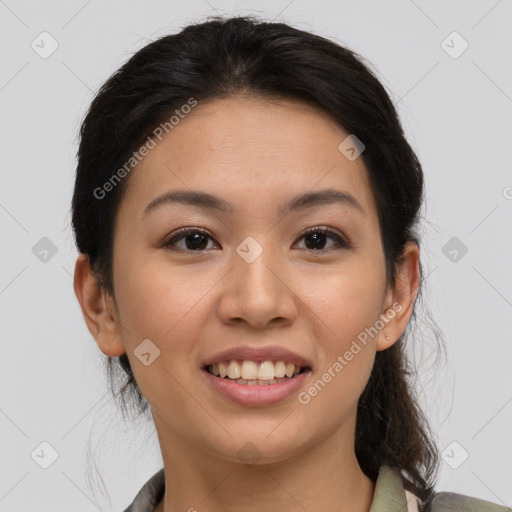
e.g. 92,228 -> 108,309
201,368 -> 311,406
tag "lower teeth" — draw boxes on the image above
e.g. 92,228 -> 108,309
231,378 -> 285,385
210,373 -> 292,385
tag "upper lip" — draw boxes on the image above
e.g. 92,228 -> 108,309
201,345 -> 313,368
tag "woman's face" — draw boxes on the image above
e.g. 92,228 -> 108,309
89,96 -> 413,465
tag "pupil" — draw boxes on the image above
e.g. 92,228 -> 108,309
306,232 -> 325,250
186,233 -> 207,250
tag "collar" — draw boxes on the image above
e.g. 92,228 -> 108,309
369,465 -> 420,512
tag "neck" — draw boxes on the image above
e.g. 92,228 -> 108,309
152,413 -> 376,512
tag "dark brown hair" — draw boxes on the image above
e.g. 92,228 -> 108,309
71,15 -> 444,509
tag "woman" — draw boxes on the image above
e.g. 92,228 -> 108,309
71,15 -> 507,512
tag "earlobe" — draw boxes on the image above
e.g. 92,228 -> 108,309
73,253 -> 126,357
377,333 -> 395,352
376,241 -> 421,352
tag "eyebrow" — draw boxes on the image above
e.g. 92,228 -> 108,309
143,187 -> 366,218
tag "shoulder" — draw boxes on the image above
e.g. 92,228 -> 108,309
427,491 -> 510,511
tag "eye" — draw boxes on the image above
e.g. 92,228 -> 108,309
162,226 -> 350,253
294,227 -> 350,252
163,227 -> 219,252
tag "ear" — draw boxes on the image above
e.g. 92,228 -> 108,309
73,253 -> 126,357
376,241 -> 421,351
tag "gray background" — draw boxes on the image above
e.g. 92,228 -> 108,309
1,0 -> 511,510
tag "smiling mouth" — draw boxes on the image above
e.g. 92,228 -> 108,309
204,360 -> 312,386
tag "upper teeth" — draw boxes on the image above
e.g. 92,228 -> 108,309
211,360 -> 301,380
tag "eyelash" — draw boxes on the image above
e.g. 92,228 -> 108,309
163,226 -> 350,253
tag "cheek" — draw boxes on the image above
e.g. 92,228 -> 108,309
296,270 -> 381,432
111,254 -> 223,405
113,253 -> 212,343
294,257 -> 384,408
111,259 -> 213,417
301,256 -> 386,349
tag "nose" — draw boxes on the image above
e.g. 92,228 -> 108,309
216,244 -> 298,330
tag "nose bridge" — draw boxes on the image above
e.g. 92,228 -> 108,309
234,234 -> 283,300
217,234 -> 296,326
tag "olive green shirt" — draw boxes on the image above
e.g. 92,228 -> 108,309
122,464 -> 510,511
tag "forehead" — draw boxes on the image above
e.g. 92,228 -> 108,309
119,96 -> 376,221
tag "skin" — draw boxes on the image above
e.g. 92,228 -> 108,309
74,96 -> 420,512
